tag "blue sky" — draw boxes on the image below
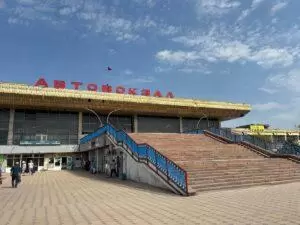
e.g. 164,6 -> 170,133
0,0 -> 300,129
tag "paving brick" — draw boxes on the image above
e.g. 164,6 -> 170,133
0,171 -> 299,225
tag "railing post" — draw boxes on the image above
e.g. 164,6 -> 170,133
185,172 -> 188,194
154,151 -> 158,173
146,146 -> 149,164
166,159 -> 169,180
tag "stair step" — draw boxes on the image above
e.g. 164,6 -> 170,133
191,176 -> 300,189
129,132 -> 300,193
188,169 -> 300,178
191,179 -> 300,192
189,173 -> 300,184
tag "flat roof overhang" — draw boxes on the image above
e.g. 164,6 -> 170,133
0,83 -> 251,121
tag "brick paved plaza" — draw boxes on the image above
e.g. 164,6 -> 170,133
0,171 -> 299,225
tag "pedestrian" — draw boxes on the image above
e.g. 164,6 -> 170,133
11,162 -> 21,188
0,163 -> 2,185
28,160 -> 34,175
105,160 -> 110,177
110,159 -> 117,177
22,161 -> 27,175
116,156 -> 121,177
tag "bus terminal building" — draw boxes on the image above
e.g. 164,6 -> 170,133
0,81 -> 250,173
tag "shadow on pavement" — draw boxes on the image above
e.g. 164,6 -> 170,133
66,169 -> 178,197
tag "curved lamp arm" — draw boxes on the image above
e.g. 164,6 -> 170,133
196,113 -> 209,129
85,108 -> 103,127
107,109 -> 122,124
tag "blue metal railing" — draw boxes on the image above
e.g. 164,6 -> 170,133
80,124 -> 188,194
185,127 -> 300,156
278,141 -> 300,156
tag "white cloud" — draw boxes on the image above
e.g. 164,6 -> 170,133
121,75 -> 155,85
250,48 -> 294,68
253,102 -> 284,111
237,0 -> 266,21
213,41 -> 251,62
17,0 -> 36,5
0,0 -> 5,8
267,69 -> 300,92
251,0 -> 265,8
59,7 -> 78,16
132,0 -> 156,8
154,67 -> 172,73
6,0 -> 178,42
124,69 -> 133,75
196,0 -> 241,16
271,1 -> 288,15
271,98 -> 300,125
159,25 -> 180,36
170,26 -> 300,68
156,50 -> 200,64
259,87 -> 278,94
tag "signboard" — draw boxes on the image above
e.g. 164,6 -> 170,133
34,77 -> 175,98
19,140 -> 61,146
250,125 -> 265,133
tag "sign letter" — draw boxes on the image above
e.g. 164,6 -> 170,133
101,84 -> 112,93
87,83 -> 98,91
128,88 -> 137,95
71,81 -> 82,90
54,80 -> 66,89
116,86 -> 126,94
141,89 -> 150,96
166,92 -> 174,98
153,90 -> 162,97
34,78 -> 48,88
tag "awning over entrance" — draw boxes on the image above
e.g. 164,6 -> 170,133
0,145 -> 79,154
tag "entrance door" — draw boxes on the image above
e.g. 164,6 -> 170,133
66,157 -> 73,170
54,157 -> 61,170
47,157 -> 61,170
61,157 -> 67,170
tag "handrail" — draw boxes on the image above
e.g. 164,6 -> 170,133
185,127 -> 300,157
80,124 -> 188,195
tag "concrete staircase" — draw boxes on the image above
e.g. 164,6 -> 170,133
129,133 -> 300,193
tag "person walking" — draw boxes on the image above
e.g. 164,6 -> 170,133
116,156 -> 121,177
11,162 -> 21,188
22,161 -> 27,175
28,160 -> 34,175
110,159 -> 117,177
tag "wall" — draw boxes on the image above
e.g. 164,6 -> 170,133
0,109 -> 9,145
137,116 -> 180,133
182,118 -> 220,132
13,110 -> 79,145
82,113 -> 133,134
114,146 -> 170,191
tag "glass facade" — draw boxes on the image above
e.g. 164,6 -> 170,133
5,154 -> 44,167
138,116 -> 180,133
13,110 -> 78,145
82,113 -> 133,134
0,109 -> 9,145
182,118 -> 220,132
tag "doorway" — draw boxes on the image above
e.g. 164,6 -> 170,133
61,157 -> 67,169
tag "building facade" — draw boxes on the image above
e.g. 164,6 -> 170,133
0,82 -> 251,172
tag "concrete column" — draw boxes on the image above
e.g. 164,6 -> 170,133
78,112 -> 83,144
179,117 -> 183,133
7,109 -> 15,145
133,115 -> 138,133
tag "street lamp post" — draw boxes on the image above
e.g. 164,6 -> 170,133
107,109 -> 122,124
85,108 -> 103,127
196,113 -> 210,130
